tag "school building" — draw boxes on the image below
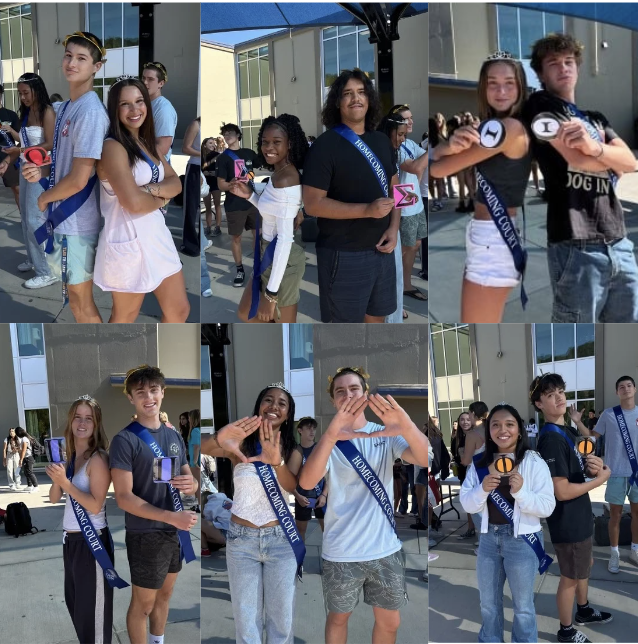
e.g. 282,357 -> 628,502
201,10 -> 428,151
428,323 -> 638,444
429,3 -> 637,142
0,2 -> 199,139
0,323 -> 200,469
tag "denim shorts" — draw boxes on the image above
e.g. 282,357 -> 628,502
605,476 -> 638,505
46,232 -> 99,285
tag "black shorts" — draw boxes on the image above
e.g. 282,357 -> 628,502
205,174 -> 218,192
295,501 -> 326,522
125,531 -> 182,589
316,246 -> 397,322
553,537 -> 593,580
2,161 -> 19,188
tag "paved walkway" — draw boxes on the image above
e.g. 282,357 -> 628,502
0,472 -> 200,644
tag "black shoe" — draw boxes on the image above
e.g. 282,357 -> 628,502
456,528 -> 476,539
234,269 -> 245,287
455,202 -> 467,213
409,521 -> 427,530
211,226 -> 222,237
557,628 -> 591,643
466,199 -> 475,212
204,226 -> 212,236
574,608 -> 613,627
418,270 -> 428,281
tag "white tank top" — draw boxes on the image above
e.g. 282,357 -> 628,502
63,456 -> 107,531
19,125 -> 45,147
231,463 -> 287,526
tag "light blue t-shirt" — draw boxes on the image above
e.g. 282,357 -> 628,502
151,95 -> 178,163
595,406 -> 638,478
398,138 -> 425,217
52,91 -> 109,235
189,426 -> 201,467
322,421 -> 409,562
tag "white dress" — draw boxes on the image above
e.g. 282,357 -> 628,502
94,155 -> 181,292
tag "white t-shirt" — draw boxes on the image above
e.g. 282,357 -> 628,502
4,437 -> 21,456
20,436 -> 31,458
151,96 -> 178,163
527,423 -> 538,436
322,421 -> 409,562
397,138 -> 426,217
595,406 -> 638,477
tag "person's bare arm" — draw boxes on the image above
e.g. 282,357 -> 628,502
41,107 -> 56,152
139,155 -> 182,200
181,120 -> 200,157
303,184 -> 394,221
461,433 -> 478,467
19,441 -> 27,464
400,152 -> 428,176
156,136 -> 173,158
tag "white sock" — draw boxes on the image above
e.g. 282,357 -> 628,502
148,635 -> 164,644
631,543 -> 638,552
611,545 -> 619,554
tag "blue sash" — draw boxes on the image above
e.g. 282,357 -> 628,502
302,449 -> 325,498
400,142 -> 414,159
474,456 -> 553,574
125,422 -> 196,563
333,124 -> 389,197
66,454 -> 129,589
253,442 -> 305,579
612,406 -> 638,487
540,424 -> 585,474
138,147 -> 166,215
335,439 -> 396,532
475,168 -> 528,308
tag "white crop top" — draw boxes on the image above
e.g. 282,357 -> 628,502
62,456 -> 107,531
231,462 -> 288,526
248,181 -> 302,293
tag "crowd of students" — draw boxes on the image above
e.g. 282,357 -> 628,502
430,370 -> 638,643
429,33 -> 638,324
201,68 -> 428,323
201,367 -> 429,643
0,31 -> 194,323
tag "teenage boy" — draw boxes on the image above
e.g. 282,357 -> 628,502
522,34 -> 638,323
592,375 -> 638,572
303,69 -> 399,323
299,367 -> 429,644
142,62 -> 177,163
532,373 -> 612,643
215,123 -> 259,287
22,31 -> 109,323
110,365 -> 198,644
287,416 -> 328,542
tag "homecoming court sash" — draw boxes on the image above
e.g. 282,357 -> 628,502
66,454 -> 129,589
540,424 -> 585,474
125,421 -> 196,563
475,168 -> 528,308
138,147 -> 166,215
253,442 -> 306,579
612,406 -> 638,487
473,453 -> 553,574
302,448 -> 325,499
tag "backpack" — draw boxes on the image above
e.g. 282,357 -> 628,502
30,435 -> 45,457
5,502 -> 38,537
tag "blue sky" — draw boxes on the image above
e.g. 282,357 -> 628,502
201,29 -> 280,47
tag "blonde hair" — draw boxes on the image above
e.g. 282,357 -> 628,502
477,59 -> 528,121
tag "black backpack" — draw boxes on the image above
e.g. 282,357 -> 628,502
30,435 -> 45,457
5,502 -> 38,537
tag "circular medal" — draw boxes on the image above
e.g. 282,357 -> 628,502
495,455 -> 515,475
577,437 -> 595,455
478,119 -> 506,148
531,112 -> 562,141
24,146 -> 48,166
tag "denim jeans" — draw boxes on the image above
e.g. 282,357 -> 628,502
19,174 -> 50,277
6,452 -> 21,486
476,524 -> 540,643
200,219 -> 211,294
547,238 -> 638,322
385,230 -> 403,323
226,522 -> 297,644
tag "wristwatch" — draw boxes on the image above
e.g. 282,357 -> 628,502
273,457 -> 285,469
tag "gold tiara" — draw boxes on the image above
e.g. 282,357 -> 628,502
143,62 -> 168,82
327,367 -> 370,393
123,365 -> 150,393
63,32 -> 106,60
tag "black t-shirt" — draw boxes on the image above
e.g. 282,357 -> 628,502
302,128 -> 396,250
0,107 -> 19,148
295,443 -> 325,498
109,422 -> 188,532
537,423 -> 593,544
522,91 -> 623,243
216,147 -> 259,212
202,150 -> 219,176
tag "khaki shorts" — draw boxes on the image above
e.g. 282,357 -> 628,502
227,205 -> 257,237
553,537 -> 593,580
259,237 -> 306,307
322,550 -> 408,613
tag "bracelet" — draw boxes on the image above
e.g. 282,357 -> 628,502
594,141 -> 604,159
264,291 -> 278,304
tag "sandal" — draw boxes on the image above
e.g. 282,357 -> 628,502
456,527 -> 476,539
404,288 -> 428,302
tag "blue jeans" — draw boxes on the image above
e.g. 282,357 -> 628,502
476,524 -> 540,643
200,219 -> 211,294
547,238 -> 638,322
19,174 -> 50,277
226,522 -> 297,644
385,230 -> 403,323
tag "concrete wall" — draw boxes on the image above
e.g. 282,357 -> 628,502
201,42 -> 238,137
429,86 -> 479,124
158,324 -> 200,381
599,324 -> 638,410
0,325 -> 20,434
313,325 -> 427,433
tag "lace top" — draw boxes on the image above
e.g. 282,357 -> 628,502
231,462 -> 288,526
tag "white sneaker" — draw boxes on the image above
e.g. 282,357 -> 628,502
25,486 -> 33,492
29,486 -> 39,493
202,289 -> 213,298
9,484 -> 16,490
23,275 -> 60,289
17,261 -> 34,272
629,549 -> 638,567
204,239 -> 213,251
608,550 -> 620,573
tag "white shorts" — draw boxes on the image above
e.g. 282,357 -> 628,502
464,219 -> 521,288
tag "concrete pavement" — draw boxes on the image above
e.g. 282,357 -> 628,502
0,471 -> 201,644
428,169 -> 638,322
201,511 -> 428,644
428,481 -> 638,643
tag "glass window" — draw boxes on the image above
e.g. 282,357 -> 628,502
322,25 -> 375,91
289,324 -> 313,370
577,390 -> 595,399
497,5 -> 519,58
9,6 -> 20,17
1,20 -> 10,60
200,345 -> 211,391
259,46 -> 268,58
576,324 -> 595,358
0,9 -> 8,20
259,57 -> 269,95
338,25 -> 355,36
338,32 -> 357,73
22,13 -> 31,57
458,327 -> 471,374
519,8 -> 544,60
22,5 -> 31,16
9,16 -> 21,58
25,408 -> 50,464
88,3 -> 102,40
323,38 -> 338,87
431,332 -> 445,378
123,4 -> 139,47
535,324 -> 552,363
443,331 -> 460,376
553,325 -> 575,361
323,27 -> 337,39
104,3 -> 123,49
239,61 -> 248,99
358,31 -> 374,79
498,6 -> 566,61
545,13 -> 564,35
248,57 -> 260,98
17,323 -> 44,356
238,51 -> 248,62
247,48 -> 258,59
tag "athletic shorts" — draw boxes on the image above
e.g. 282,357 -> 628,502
322,550 -> 407,613
605,476 -> 638,505
294,500 -> 325,522
125,531 -> 182,589
2,160 -> 19,188
553,537 -> 593,580
226,205 -> 257,237
400,209 -> 427,247
46,232 -> 99,285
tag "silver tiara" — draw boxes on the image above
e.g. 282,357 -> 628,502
268,382 -> 291,395
113,74 -> 137,86
76,394 -> 95,402
17,74 -> 38,83
486,50 -> 515,61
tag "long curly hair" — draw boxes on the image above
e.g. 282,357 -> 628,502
255,114 -> 309,172
17,74 -> 52,128
241,386 -> 297,462
321,68 -> 382,132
